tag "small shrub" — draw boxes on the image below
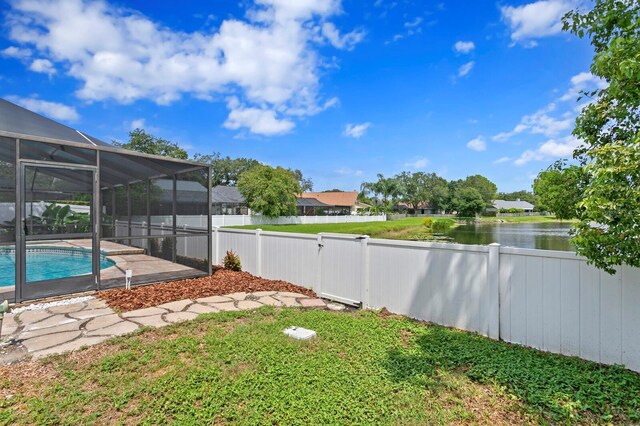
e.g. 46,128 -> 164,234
432,218 -> 455,232
223,250 -> 242,271
422,218 -> 433,229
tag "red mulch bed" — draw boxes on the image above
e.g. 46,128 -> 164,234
97,268 -> 317,312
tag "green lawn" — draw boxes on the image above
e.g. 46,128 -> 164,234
231,216 -> 566,239
232,217 -> 428,238
2,308 -> 639,425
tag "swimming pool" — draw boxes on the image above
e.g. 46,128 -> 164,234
0,247 -> 115,287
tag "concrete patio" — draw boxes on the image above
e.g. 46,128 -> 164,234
1,291 -> 329,361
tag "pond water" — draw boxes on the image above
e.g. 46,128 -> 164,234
441,221 -> 575,251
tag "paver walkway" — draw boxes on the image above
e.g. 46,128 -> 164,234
1,292 -> 326,359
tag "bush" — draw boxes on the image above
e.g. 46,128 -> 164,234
432,218 -> 455,232
223,250 -> 242,271
422,218 -> 433,229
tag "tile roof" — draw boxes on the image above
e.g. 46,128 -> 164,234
299,191 -> 359,207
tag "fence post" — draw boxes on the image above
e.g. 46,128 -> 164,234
487,243 -> 501,340
256,228 -> 262,276
316,233 -> 324,296
360,235 -> 370,309
212,226 -> 220,265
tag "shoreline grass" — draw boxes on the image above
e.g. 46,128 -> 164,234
1,308 -> 638,425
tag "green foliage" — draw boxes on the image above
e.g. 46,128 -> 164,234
113,129 -> 188,160
237,165 -> 301,217
422,217 -> 433,229
533,160 -> 585,220
431,218 -> 455,232
222,250 -> 242,271
499,208 -> 525,213
360,173 -> 400,212
562,0 -> 640,273
395,172 -> 449,213
31,203 -> 91,233
496,190 -> 536,205
450,187 -> 486,217
3,309 -> 639,424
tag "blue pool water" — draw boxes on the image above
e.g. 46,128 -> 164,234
0,248 -> 114,286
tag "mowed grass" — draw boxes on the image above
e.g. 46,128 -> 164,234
232,216 -> 565,239
232,217 -> 427,238
1,308 -> 639,425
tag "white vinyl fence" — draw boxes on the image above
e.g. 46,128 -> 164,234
128,214 -> 386,228
213,228 -> 640,372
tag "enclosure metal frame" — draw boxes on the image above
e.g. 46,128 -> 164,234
2,131 -> 212,303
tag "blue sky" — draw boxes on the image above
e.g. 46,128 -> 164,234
1,0 -> 602,192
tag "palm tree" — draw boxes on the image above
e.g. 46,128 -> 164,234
360,174 -> 399,212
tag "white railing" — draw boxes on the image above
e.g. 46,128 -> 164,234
127,214 -> 386,228
212,228 -> 640,373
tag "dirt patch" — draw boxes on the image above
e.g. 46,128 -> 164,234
98,269 -> 316,312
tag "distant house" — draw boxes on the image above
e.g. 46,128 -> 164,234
299,191 -> 370,215
490,199 -> 535,212
212,185 -> 250,215
394,202 -> 442,215
296,197 -> 333,216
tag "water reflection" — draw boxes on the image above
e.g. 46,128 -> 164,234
442,222 -> 575,251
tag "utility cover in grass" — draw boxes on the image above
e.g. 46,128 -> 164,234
283,326 -> 316,340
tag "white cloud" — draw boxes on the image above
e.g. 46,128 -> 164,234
492,103 -> 572,142
224,97 -> 294,135
344,122 -> 371,138
514,135 -> 581,165
334,167 -> 364,176
130,118 -> 145,130
29,58 -> 56,76
458,61 -> 475,77
493,156 -> 511,164
1,45 -> 32,59
466,136 -> 486,151
404,17 -> 423,28
5,0 -> 362,135
321,22 -> 366,51
501,0 -> 574,45
559,71 -> 608,102
454,41 -> 475,54
404,157 -> 429,169
6,95 -> 79,122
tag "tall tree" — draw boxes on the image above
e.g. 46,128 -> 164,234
360,174 -> 400,211
396,172 -> 429,212
462,175 -> 497,206
533,160 -> 585,220
450,187 -> 486,217
496,190 -> 537,205
192,153 -> 261,187
113,129 -> 188,160
563,0 -> 640,273
237,165 -> 301,218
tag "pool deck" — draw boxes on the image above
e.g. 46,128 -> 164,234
0,292 -> 329,362
0,240 -> 205,302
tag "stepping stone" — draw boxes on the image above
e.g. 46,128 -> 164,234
164,312 -> 198,323
85,299 -> 109,310
68,308 -> 113,320
273,296 -> 300,307
326,303 -> 346,311
32,336 -> 110,358
276,292 -> 309,298
187,304 -> 220,315
18,310 -> 53,324
130,315 -> 170,328
209,302 -> 239,312
47,303 -> 86,314
196,295 -> 232,304
299,298 -> 326,308
251,291 -> 276,297
23,315 -> 78,331
1,313 -> 19,331
1,325 -> 18,338
257,296 -> 283,307
237,300 -> 263,310
22,330 -> 82,352
121,307 -> 167,318
85,321 -> 139,337
226,292 -> 247,301
85,314 -> 123,331
20,321 -> 82,339
157,299 -> 192,312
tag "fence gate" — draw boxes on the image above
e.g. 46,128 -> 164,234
318,235 -> 364,306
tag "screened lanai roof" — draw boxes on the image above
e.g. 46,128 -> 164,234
0,98 -> 209,189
